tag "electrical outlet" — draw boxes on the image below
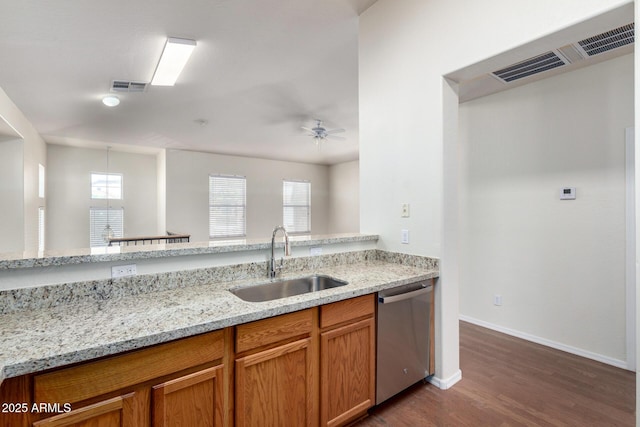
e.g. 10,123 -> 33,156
309,246 -> 322,256
493,294 -> 503,306
401,229 -> 409,244
112,264 -> 137,278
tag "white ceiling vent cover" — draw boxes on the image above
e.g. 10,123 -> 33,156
577,23 -> 634,56
491,51 -> 568,83
111,80 -> 148,93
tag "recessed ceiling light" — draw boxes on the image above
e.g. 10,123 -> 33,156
102,95 -> 120,107
151,37 -> 197,86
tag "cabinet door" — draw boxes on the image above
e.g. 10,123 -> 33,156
152,365 -> 224,427
320,317 -> 375,427
32,393 -> 135,427
235,338 -> 315,427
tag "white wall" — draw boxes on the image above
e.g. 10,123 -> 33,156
459,54 -> 633,365
165,150 -> 331,241
328,160 -> 359,233
0,140 -> 24,253
634,3 -> 640,422
46,144 -> 158,250
0,87 -> 47,252
157,149 -> 167,234
23,127 -> 46,252
359,0 -> 632,387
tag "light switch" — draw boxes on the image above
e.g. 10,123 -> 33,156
401,229 -> 409,244
401,203 -> 410,218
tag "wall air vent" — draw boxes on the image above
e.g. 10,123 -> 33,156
577,23 -> 634,56
491,51 -> 568,83
111,80 -> 148,93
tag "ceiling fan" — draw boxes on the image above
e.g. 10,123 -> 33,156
302,119 -> 345,144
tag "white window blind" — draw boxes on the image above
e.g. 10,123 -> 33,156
89,207 -> 124,247
209,175 -> 246,239
283,180 -> 310,234
91,173 -> 122,200
38,207 -> 45,252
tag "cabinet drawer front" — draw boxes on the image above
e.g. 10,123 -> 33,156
34,330 -> 224,405
236,309 -> 313,354
320,294 -> 374,329
32,392 -> 135,427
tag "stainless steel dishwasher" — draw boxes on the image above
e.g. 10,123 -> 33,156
376,280 -> 433,404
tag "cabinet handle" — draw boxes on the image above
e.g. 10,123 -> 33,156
378,285 -> 432,304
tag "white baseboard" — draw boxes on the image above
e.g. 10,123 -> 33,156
427,369 -> 462,390
459,315 -> 630,371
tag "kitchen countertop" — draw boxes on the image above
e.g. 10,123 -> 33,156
0,233 -> 378,270
0,255 -> 438,385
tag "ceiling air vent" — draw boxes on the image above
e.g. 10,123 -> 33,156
577,23 -> 634,56
491,51 -> 568,83
111,80 -> 148,93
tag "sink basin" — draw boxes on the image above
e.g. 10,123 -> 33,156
230,275 -> 348,302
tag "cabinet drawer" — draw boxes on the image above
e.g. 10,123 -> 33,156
34,330 -> 224,405
320,294 -> 374,329
236,309 -> 313,354
32,393 -> 136,427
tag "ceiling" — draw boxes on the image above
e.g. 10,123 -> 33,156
0,0 -> 378,165
449,3 -> 634,103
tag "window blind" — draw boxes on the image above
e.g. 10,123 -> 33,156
283,180 -> 310,234
209,175 -> 246,239
89,207 -> 124,247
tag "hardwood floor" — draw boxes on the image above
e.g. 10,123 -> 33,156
353,321 -> 635,426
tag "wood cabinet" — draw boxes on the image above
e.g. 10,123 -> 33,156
0,293 -> 384,427
0,330 -> 228,427
234,309 -> 318,427
31,393 -> 136,427
319,295 -> 376,427
152,365 -> 224,427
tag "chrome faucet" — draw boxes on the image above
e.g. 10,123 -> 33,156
269,226 -> 291,278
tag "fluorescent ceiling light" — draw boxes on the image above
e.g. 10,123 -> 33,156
151,37 -> 197,86
102,95 -> 120,107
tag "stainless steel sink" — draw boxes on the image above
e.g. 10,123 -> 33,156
230,275 -> 348,302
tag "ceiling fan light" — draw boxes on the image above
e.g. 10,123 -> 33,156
102,95 -> 120,107
151,37 -> 197,86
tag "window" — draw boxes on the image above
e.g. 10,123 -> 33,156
209,175 -> 246,239
91,173 -> 122,200
38,207 -> 45,252
38,164 -> 45,198
89,207 -> 124,247
283,180 -> 310,234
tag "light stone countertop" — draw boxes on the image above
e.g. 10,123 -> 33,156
0,233 -> 378,270
0,258 -> 437,385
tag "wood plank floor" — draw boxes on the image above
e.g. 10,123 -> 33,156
353,321 -> 635,426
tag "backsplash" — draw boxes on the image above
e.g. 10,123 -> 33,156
0,250 -> 438,315
376,250 -> 439,270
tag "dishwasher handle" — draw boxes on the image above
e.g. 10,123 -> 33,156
378,285 -> 432,304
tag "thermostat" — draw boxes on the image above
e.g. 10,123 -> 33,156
560,187 -> 576,200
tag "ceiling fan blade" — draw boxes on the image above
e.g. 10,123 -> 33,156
326,135 -> 346,140
326,128 -> 345,134
301,127 -> 315,132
